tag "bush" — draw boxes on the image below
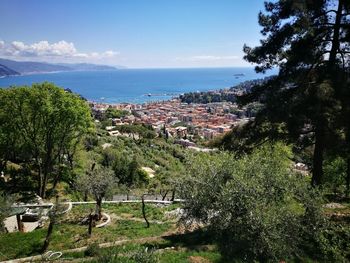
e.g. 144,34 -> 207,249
180,143 -> 326,261
96,246 -> 159,263
131,247 -> 159,263
311,223 -> 350,262
85,242 -> 101,257
323,156 -> 347,195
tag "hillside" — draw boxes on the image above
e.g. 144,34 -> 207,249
0,58 -> 120,74
0,64 -> 20,77
57,62 -> 121,71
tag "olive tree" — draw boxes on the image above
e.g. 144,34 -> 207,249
77,165 -> 117,220
180,144 -> 325,261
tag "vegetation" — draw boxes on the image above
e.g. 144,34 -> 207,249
77,165 -> 117,220
231,0 -> 350,190
0,82 -> 93,198
179,78 -> 269,104
180,144 -> 332,261
0,1 -> 349,262
105,108 -> 130,119
0,192 -> 12,233
0,203 -> 175,261
179,90 -> 237,104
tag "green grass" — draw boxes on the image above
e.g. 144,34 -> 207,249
0,228 -> 45,261
65,241 -> 223,263
69,203 -> 180,222
159,250 -> 222,263
0,203 -> 177,261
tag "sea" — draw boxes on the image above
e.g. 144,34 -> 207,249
0,67 -> 275,104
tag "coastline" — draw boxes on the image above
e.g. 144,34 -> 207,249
0,67 -> 272,104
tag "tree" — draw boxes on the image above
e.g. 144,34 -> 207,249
77,165 -> 116,220
180,144 -> 325,261
235,0 -> 350,186
105,107 -> 129,119
112,154 -> 147,188
0,82 -> 93,197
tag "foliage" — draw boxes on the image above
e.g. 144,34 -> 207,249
114,124 -> 156,140
0,192 -> 12,233
76,164 -> 117,218
323,156 -> 347,194
180,143 -> 326,261
85,242 -> 101,257
105,108 -> 130,119
0,203 -> 173,261
112,152 -> 148,187
228,0 -> 350,187
311,223 -> 350,262
0,82 -> 93,197
131,247 -> 159,263
179,91 -> 236,104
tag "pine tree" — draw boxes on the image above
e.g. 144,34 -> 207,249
236,0 -> 350,186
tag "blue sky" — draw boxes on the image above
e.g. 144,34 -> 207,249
0,0 -> 265,68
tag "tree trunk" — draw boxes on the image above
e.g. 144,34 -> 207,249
52,170 -> 61,192
42,220 -> 54,252
95,198 -> 102,221
38,165 -> 43,197
160,190 -> 168,201
42,196 -> 58,252
88,212 -> 93,236
328,0 -> 343,68
16,214 -> 24,232
170,189 -> 176,201
345,124 -> 350,197
312,125 -> 325,186
41,174 -> 49,199
141,195 -> 149,228
84,190 -> 88,202
346,157 -> 350,198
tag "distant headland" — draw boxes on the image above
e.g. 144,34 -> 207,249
0,58 -> 126,77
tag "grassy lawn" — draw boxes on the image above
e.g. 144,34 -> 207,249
0,203 -> 177,261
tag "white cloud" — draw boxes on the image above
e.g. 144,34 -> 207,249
176,55 -> 239,61
0,39 -> 119,61
103,50 -> 119,57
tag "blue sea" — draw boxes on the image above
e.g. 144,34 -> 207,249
0,67 -> 274,103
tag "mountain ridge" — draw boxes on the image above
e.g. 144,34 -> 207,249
0,58 -> 125,75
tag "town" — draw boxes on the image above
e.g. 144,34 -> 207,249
91,98 -> 253,146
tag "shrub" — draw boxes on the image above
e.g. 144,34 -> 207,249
131,247 -> 159,263
85,242 -> 101,257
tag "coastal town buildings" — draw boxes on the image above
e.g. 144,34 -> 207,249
91,99 -> 251,143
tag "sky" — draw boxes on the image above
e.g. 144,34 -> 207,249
0,0 -> 266,68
